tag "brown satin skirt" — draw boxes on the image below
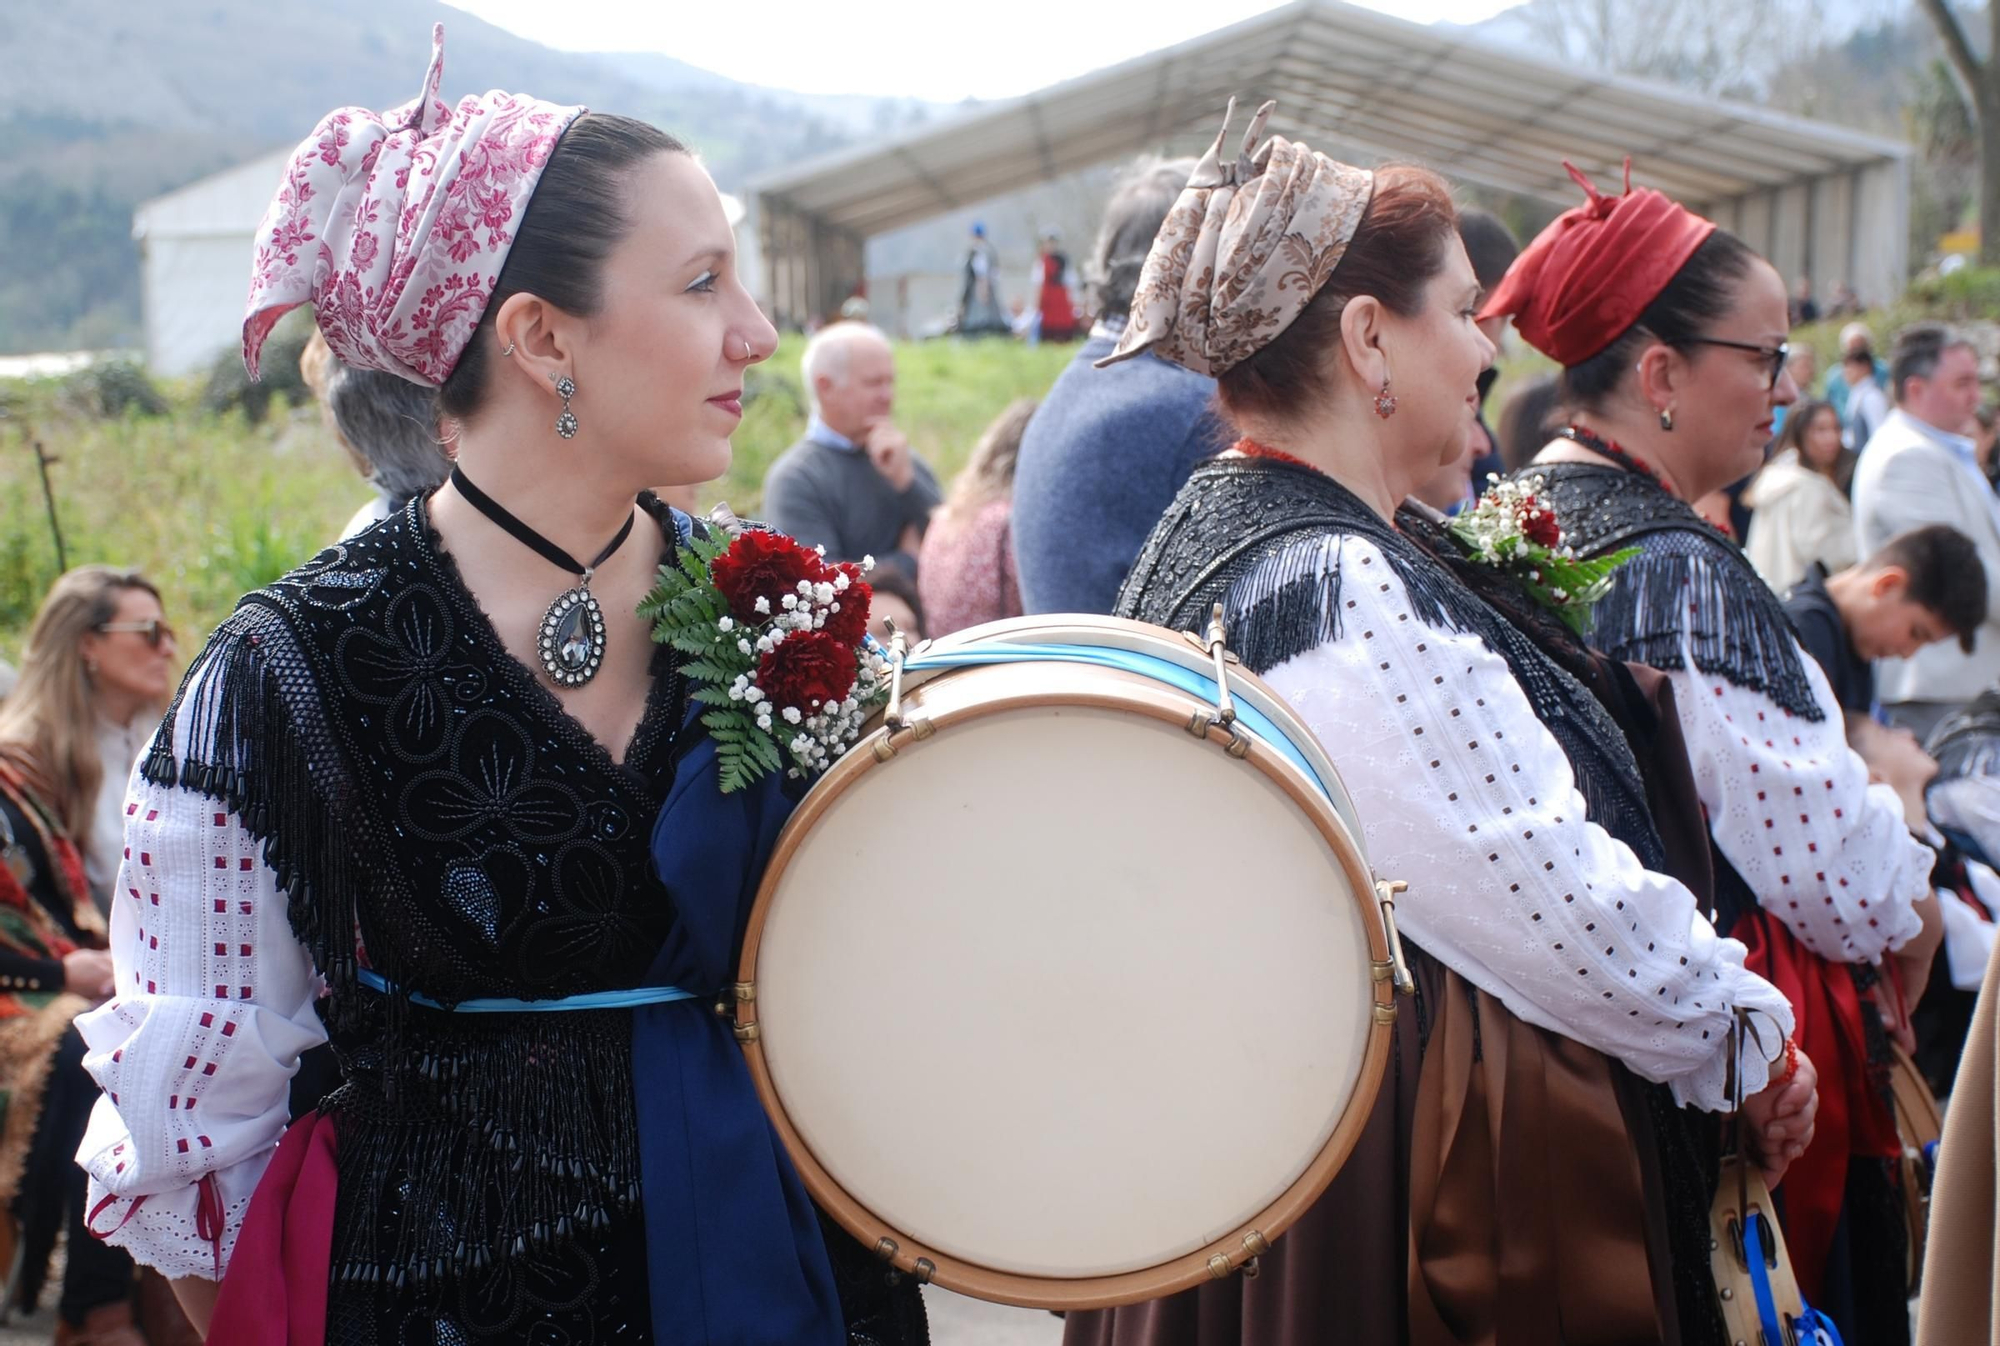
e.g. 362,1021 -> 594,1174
1062,952 -> 1674,1346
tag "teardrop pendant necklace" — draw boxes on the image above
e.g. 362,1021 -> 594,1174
448,466 -> 638,688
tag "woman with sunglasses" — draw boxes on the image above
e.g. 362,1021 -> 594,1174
0,567 -> 179,1344
1486,164 -> 1940,1344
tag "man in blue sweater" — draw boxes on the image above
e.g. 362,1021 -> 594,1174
1011,156 -> 1231,615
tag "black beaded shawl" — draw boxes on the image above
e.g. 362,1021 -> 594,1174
1115,455 -> 1664,871
142,496 -> 690,1298
1529,461 -> 1825,723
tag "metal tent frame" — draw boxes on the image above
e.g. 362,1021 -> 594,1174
751,0 -> 1910,328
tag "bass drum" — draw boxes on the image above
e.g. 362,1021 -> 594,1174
733,614 -> 1405,1309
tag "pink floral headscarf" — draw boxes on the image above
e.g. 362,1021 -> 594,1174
241,25 -> 584,386
1098,99 -> 1374,379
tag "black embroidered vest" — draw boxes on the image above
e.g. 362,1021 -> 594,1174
1116,456 -> 1664,871
143,495 -> 690,1290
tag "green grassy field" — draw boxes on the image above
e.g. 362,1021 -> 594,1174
7,297 -> 1928,669
0,334 -> 1078,662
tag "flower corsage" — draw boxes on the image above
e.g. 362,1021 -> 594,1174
639,525 -> 889,792
1447,475 -> 1638,635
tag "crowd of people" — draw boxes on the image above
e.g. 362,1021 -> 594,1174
10,25 -> 2000,1346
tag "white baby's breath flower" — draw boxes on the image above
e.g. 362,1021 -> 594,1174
753,596 -> 771,615
781,593 -> 799,611
737,637 -> 753,655
833,572 -> 851,592
756,713 -> 773,730
861,555 -> 876,571
718,616 -> 735,632
782,706 -> 803,725
756,635 -> 774,653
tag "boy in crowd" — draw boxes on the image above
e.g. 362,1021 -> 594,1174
1782,523 -> 1986,716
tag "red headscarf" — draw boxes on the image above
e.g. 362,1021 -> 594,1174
1478,161 -> 1716,368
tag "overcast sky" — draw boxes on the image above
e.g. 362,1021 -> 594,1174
447,0 -> 1519,101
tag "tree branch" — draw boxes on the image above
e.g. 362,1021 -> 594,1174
1918,0 -> 1986,113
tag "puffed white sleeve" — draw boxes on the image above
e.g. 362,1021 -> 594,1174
72,683 -> 326,1280
1664,617 -> 1930,964
1254,536 -> 1793,1112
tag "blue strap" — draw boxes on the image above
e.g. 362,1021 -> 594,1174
356,967 -> 699,1013
1742,1213 -> 1847,1346
1743,1213 -> 1787,1346
904,642 -> 1336,804
1797,1307 -> 1847,1346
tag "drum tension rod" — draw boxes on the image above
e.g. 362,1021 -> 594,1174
875,623 -> 932,761
1373,879 -> 1418,998
1188,603 -> 1250,758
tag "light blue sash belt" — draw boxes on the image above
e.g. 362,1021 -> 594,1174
904,640 -> 1335,803
356,967 -> 698,1012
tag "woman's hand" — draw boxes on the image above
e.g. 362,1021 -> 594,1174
1742,1046 -> 1818,1190
61,948 -> 115,999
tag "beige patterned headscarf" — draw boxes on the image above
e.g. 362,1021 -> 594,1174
1098,99 -> 1374,378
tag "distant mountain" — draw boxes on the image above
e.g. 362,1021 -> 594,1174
594,52 -> 951,140
0,0 -> 914,355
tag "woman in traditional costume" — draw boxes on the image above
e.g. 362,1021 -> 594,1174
1064,101 -> 1813,1346
2,567 -> 183,1345
71,29 -> 925,1346
1484,162 -> 1939,1345
1031,230 -> 1079,343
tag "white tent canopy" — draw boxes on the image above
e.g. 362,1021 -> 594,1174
751,0 -> 1910,327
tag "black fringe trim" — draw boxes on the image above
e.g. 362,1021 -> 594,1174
324,1011 -> 640,1290
1533,463 -> 1826,723
141,598 -> 374,1023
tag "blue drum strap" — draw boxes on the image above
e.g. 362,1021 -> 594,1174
356,967 -> 698,1013
1743,1213 -> 1846,1346
905,642 -> 1334,803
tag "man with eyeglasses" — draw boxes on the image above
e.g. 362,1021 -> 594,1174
1852,322 -> 2000,740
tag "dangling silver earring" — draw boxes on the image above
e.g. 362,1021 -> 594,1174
1659,407 -> 1675,432
1374,374 -> 1397,419
501,340 -> 516,357
553,373 -> 578,439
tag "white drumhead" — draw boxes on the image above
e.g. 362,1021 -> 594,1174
929,614 -> 1366,842
754,697 -> 1374,1279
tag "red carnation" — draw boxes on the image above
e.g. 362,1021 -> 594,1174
1516,499 -> 1562,549
820,569 -> 871,647
758,631 -> 859,713
709,531 -> 827,624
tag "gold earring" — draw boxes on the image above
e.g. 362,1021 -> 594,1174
1374,375 -> 1397,419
